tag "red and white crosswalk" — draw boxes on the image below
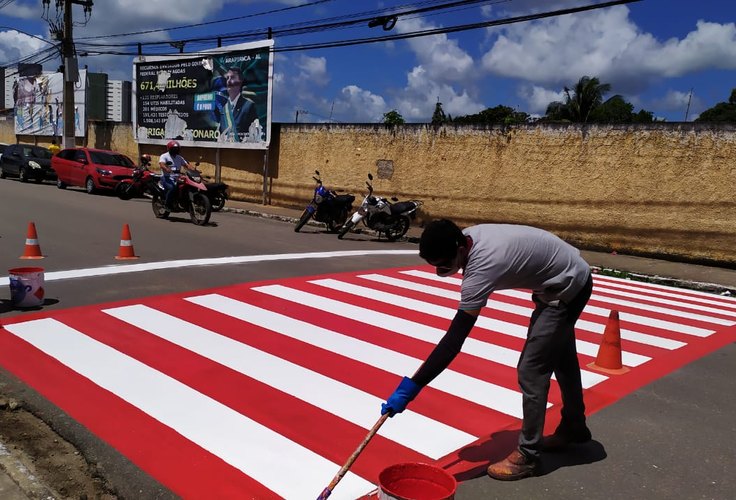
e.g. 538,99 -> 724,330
1,267 -> 735,499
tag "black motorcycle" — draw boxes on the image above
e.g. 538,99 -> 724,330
294,170 -> 355,233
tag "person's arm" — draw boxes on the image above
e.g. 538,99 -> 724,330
381,308 -> 480,416
412,308 -> 480,386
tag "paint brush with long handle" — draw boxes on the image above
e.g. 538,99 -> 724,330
316,413 -> 390,500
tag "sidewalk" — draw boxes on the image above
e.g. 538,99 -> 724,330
223,199 -> 736,293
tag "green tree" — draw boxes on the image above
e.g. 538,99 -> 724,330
546,76 -> 611,122
431,101 -> 446,125
453,105 -> 529,125
695,88 -> 736,123
588,95 -> 634,123
381,109 -> 405,125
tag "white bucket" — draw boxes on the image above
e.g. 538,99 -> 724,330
8,267 -> 45,308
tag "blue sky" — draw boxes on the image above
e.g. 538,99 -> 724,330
2,0 -> 735,123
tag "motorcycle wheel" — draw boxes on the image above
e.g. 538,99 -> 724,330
326,209 -> 348,233
337,220 -> 355,240
189,193 -> 212,226
116,182 -> 134,200
151,194 -> 170,219
211,193 -> 226,212
294,209 -> 312,232
385,216 -> 410,242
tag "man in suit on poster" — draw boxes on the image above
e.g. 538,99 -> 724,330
213,66 -> 258,142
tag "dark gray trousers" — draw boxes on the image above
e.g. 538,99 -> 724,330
517,274 -> 593,459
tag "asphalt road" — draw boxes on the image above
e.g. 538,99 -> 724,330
1,178 -> 734,500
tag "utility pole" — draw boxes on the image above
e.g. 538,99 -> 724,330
56,0 -> 93,148
684,88 -> 693,122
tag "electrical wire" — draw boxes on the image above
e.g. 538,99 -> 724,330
75,0 -> 337,40
75,0 -> 509,49
73,0 -> 640,58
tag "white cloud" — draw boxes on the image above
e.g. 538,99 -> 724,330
481,5 -> 736,97
0,30 -> 51,65
517,84 -> 565,114
391,66 -> 484,121
649,89 -> 702,120
333,85 -> 386,123
4,1 -> 37,19
395,16 -> 476,84
295,55 -> 329,87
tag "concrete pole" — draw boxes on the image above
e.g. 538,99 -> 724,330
62,0 -> 75,148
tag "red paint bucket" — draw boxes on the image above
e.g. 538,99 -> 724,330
378,462 -> 456,500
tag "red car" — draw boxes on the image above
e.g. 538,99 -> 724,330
52,147 -> 136,194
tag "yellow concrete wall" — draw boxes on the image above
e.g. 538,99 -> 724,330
3,117 -> 735,265
273,124 -> 736,266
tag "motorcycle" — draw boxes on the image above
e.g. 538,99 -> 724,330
115,155 -> 159,200
192,161 -> 229,212
151,163 -> 212,226
294,170 -> 356,233
337,173 -> 422,241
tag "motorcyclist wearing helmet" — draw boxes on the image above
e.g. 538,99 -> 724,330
159,140 -> 189,208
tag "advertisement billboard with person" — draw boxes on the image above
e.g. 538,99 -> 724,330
133,40 -> 273,150
13,69 -> 87,137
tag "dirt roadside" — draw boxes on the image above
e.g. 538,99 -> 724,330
0,397 -> 117,499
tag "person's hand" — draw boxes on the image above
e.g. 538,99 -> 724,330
381,376 -> 421,417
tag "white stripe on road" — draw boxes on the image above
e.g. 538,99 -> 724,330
189,292 -> 529,419
401,270 -> 714,337
306,278 -> 617,381
0,250 -> 418,285
360,274 -> 684,350
103,304 -> 475,459
592,283 -> 736,320
3,318 -> 374,499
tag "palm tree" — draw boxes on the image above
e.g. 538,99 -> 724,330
546,76 -> 612,123
564,76 -> 611,122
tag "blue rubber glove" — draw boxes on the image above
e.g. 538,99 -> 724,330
381,376 -> 422,417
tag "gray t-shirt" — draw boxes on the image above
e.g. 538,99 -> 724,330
459,224 -> 591,310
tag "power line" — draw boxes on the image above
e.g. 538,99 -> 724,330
75,0 -> 509,50
75,0 -> 337,40
74,0 -> 641,58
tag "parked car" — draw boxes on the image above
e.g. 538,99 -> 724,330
0,143 -> 56,183
52,147 -> 136,193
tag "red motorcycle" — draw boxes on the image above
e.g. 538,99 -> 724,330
151,165 -> 212,226
115,154 -> 159,200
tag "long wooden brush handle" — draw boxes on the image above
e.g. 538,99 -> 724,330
317,413 -> 390,500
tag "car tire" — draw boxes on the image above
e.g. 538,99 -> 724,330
85,176 -> 96,194
19,167 -> 28,183
56,178 -> 66,189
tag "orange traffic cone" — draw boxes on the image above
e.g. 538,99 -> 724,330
115,223 -> 139,260
587,310 -> 630,375
20,222 -> 44,259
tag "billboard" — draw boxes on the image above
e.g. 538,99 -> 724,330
133,40 -> 274,150
13,69 -> 87,137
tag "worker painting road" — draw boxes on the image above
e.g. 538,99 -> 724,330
1,265 -> 734,499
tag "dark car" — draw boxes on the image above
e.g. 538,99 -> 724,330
52,147 -> 136,194
0,144 -> 56,183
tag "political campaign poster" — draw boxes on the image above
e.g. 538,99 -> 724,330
133,40 -> 273,150
13,69 -> 87,137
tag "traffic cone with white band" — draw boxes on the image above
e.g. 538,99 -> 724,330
115,223 -> 139,260
20,222 -> 44,259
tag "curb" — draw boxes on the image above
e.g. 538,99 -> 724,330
222,206 -> 733,296
222,207 -> 421,244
